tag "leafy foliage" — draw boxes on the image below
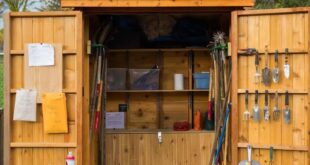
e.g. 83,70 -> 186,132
255,0 -> 310,9
3,0 -> 35,12
37,0 -> 61,11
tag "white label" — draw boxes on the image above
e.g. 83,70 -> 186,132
28,43 -> 55,66
13,89 -> 37,122
105,112 -> 125,129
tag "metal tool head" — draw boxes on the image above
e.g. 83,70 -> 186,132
272,50 -> 280,83
273,91 -> 280,121
284,91 -> 291,124
262,46 -> 271,86
243,90 -> 250,120
284,48 -> 290,79
238,145 -> 261,165
264,90 -> 270,121
255,52 -> 261,84
253,90 -> 260,122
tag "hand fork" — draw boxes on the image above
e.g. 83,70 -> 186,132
273,91 -> 280,120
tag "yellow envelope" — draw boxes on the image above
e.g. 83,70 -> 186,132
42,93 -> 68,133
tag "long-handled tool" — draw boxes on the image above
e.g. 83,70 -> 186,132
272,50 -> 280,83
238,145 -> 260,165
284,48 -> 290,79
253,90 -> 260,122
205,68 -> 214,130
273,91 -> 280,121
284,91 -> 291,124
269,147 -> 274,165
255,51 -> 261,84
264,90 -> 270,121
243,90 -> 250,120
262,46 -> 271,86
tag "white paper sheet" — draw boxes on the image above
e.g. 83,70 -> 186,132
105,112 -> 125,129
28,43 -> 55,66
13,89 -> 37,122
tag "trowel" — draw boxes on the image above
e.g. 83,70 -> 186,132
284,91 -> 291,124
253,90 -> 259,122
264,90 -> 270,121
272,50 -> 280,83
238,145 -> 260,165
262,46 -> 271,86
284,48 -> 290,79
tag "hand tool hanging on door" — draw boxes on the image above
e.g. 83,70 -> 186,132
262,46 -> 271,86
253,90 -> 260,122
255,51 -> 261,84
272,50 -> 280,83
243,90 -> 250,120
284,48 -> 290,79
264,90 -> 270,121
238,145 -> 260,165
284,91 -> 291,124
273,91 -> 280,121
269,147 -> 274,165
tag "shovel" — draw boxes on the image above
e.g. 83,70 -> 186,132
254,51 -> 261,84
272,50 -> 280,83
238,145 -> 260,165
284,48 -> 290,79
264,90 -> 270,121
284,91 -> 291,124
262,46 -> 271,86
253,90 -> 260,122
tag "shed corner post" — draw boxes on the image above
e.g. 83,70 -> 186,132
3,12 -> 11,165
230,10 -> 239,165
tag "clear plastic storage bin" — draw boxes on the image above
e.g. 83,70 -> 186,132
107,68 -> 127,90
129,69 -> 160,90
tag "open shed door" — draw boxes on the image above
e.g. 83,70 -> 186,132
231,8 -> 310,165
3,12 -> 85,165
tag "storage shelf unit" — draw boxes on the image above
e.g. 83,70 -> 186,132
105,48 -> 213,130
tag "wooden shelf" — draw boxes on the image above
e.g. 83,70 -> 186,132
107,89 -> 209,93
238,89 -> 308,94
10,142 -> 77,148
10,89 -> 77,94
238,143 -> 308,151
105,129 -> 214,134
109,48 -> 210,53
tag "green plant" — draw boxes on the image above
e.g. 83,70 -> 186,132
255,0 -> 310,9
3,0 -> 35,12
37,0 -> 61,11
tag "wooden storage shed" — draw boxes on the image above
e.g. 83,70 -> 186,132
3,0 -> 310,165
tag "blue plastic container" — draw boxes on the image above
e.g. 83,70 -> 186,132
193,72 -> 210,89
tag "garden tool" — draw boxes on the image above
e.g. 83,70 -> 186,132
273,91 -> 280,121
262,46 -> 271,86
284,48 -> 290,79
205,68 -> 214,130
269,147 -> 274,165
253,90 -> 260,122
264,90 -> 270,121
238,145 -> 260,165
284,91 -> 291,124
255,51 -> 261,84
238,48 -> 257,55
243,90 -> 250,120
272,50 -> 280,83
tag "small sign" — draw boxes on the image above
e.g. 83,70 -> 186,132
28,43 -> 55,66
13,89 -> 37,122
106,112 -> 125,129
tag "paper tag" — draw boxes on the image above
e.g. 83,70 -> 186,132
28,43 -> 55,66
284,64 -> 290,79
13,89 -> 37,122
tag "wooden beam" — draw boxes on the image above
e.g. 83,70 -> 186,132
238,143 -> 308,151
10,142 -> 77,148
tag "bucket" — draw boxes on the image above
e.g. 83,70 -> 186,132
193,72 -> 210,89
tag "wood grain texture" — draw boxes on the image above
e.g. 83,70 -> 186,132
61,0 -> 254,7
105,132 -> 214,165
232,8 -> 310,165
5,12 -> 85,165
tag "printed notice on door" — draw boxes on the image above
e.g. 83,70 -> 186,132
13,89 -> 37,122
28,43 -> 55,66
